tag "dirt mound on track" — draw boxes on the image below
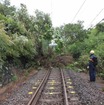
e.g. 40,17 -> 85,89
56,55 -> 73,65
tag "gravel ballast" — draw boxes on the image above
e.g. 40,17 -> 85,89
67,69 -> 104,105
0,69 -> 47,105
0,68 -> 104,105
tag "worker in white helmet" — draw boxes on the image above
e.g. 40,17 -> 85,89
88,50 -> 98,82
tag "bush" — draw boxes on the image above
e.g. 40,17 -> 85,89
78,55 -> 89,68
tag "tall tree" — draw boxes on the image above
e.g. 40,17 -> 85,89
34,10 -> 53,56
63,21 -> 87,44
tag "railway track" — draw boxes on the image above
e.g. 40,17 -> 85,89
27,68 -> 81,105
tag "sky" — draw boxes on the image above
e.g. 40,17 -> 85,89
10,0 -> 104,29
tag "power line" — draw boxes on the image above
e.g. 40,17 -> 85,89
71,0 -> 87,23
88,8 -> 104,28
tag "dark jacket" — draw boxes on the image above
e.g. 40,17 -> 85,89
89,54 -> 96,67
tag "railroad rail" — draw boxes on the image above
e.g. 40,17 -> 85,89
27,69 -> 51,105
27,68 -> 80,105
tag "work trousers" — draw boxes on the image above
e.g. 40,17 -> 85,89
89,62 -> 96,81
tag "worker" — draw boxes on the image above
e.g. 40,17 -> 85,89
88,50 -> 98,82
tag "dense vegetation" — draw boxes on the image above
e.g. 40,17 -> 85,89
0,0 -> 104,86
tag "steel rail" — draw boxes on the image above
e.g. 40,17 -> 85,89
60,68 -> 69,105
27,69 -> 51,105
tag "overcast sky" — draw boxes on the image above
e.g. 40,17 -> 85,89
10,0 -> 104,29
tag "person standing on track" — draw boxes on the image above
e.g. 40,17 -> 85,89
88,50 -> 98,82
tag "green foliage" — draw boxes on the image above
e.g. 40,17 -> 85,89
32,10 -> 53,56
1,0 -> 104,84
78,55 -> 89,67
75,24 -> 104,77
0,1 -> 53,70
12,35 -> 36,57
0,1 -> 51,86
34,10 -> 53,40
0,22 -> 12,60
62,21 -> 87,43
53,21 -> 104,77
12,75 -> 18,82
42,39 -> 50,55
66,62 -> 85,72
0,0 -> 16,16
69,43 -> 81,59
53,21 -> 88,55
96,23 -> 104,33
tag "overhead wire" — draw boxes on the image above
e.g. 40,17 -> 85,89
50,0 -> 103,28
87,8 -> 104,28
71,0 -> 87,23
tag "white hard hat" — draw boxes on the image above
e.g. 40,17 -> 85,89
90,50 -> 94,54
